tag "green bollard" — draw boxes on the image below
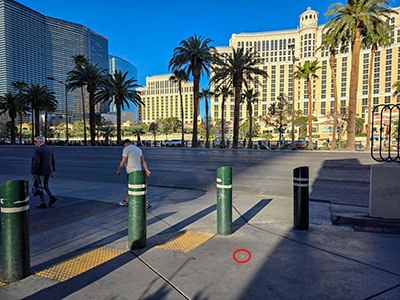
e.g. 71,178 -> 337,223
128,171 -> 146,250
1,180 -> 30,282
217,166 -> 232,235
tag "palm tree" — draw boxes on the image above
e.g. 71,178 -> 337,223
325,0 -> 396,150
212,47 -> 268,148
199,88 -> 213,148
99,70 -> 142,145
67,61 -> 107,146
241,88 -> 259,149
148,122 -> 159,145
294,60 -> 321,149
213,85 -> 233,148
25,84 -> 56,138
319,31 -> 342,150
170,70 -> 189,147
362,20 -> 392,151
72,54 -> 89,145
169,34 -> 213,148
41,93 -> 58,142
0,92 -> 18,144
12,81 -> 28,144
132,124 -> 146,146
393,81 -> 400,97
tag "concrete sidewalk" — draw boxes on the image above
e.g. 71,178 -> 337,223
0,177 -> 400,300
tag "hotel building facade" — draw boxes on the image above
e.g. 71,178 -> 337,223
137,74 -> 195,125
211,6 -> 400,137
0,0 -> 109,121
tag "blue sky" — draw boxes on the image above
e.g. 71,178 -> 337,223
17,0 -> 397,86
16,0 -> 397,115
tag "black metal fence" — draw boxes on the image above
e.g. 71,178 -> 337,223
371,104 -> 400,162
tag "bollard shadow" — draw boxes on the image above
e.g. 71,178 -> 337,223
22,251 -> 135,300
20,204 -> 216,299
29,212 -> 176,273
232,199 -> 272,233
132,204 -> 217,253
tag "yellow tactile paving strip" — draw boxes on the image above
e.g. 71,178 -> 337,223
155,230 -> 215,253
36,246 -> 126,282
0,281 -> 7,287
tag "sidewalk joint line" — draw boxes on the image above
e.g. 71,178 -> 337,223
363,283 -> 400,300
133,253 -> 191,300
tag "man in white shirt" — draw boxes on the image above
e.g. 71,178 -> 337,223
116,139 -> 151,207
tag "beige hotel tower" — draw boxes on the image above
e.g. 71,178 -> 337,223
211,6 -> 400,136
137,74 -> 194,125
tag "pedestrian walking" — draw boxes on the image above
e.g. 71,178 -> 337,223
31,136 -> 57,208
117,139 -> 151,208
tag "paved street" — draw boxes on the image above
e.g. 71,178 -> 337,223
0,145 -> 378,206
0,145 -> 399,299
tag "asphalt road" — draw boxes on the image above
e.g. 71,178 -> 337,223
0,145 -> 380,207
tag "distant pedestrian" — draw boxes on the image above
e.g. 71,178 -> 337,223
31,136 -> 57,208
117,139 -> 151,208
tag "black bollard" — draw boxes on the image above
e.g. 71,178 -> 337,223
293,166 -> 309,230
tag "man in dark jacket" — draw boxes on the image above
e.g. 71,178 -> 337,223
31,136 -> 57,208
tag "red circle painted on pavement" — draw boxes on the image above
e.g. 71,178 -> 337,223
233,249 -> 251,263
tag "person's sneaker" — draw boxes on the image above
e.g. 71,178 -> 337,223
119,200 -> 128,207
49,196 -> 57,206
36,203 -> 47,208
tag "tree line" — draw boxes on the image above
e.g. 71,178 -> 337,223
2,1 -> 400,150
0,54 -> 142,146
168,0 -> 400,150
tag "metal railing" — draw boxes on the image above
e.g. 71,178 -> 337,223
371,104 -> 400,162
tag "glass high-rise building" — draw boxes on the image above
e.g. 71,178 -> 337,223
0,0 -> 109,119
108,55 -> 138,120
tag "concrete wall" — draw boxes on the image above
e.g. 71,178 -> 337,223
369,165 -> 400,219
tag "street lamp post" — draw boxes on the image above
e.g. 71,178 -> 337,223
47,77 -> 69,143
288,43 -> 299,147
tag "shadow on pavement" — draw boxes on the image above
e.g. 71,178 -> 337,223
139,258 -> 192,300
23,251 -> 135,300
232,199 -> 272,232
310,158 -> 370,207
29,212 -> 176,273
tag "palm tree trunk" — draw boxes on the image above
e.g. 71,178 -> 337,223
44,111 -> 48,143
89,93 -> 96,146
192,68 -> 200,148
31,109 -> 34,143
117,103 -> 121,145
35,109 -> 40,138
81,87 -> 87,146
10,115 -> 16,145
366,45 -> 376,151
346,28 -> 362,151
205,96 -> 209,148
19,113 -> 23,144
307,78 -> 313,149
221,96 -> 226,147
179,83 -> 185,147
330,51 -> 339,150
248,109 -> 253,149
233,78 -> 243,149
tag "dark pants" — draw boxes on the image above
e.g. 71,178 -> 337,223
35,174 -> 55,204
